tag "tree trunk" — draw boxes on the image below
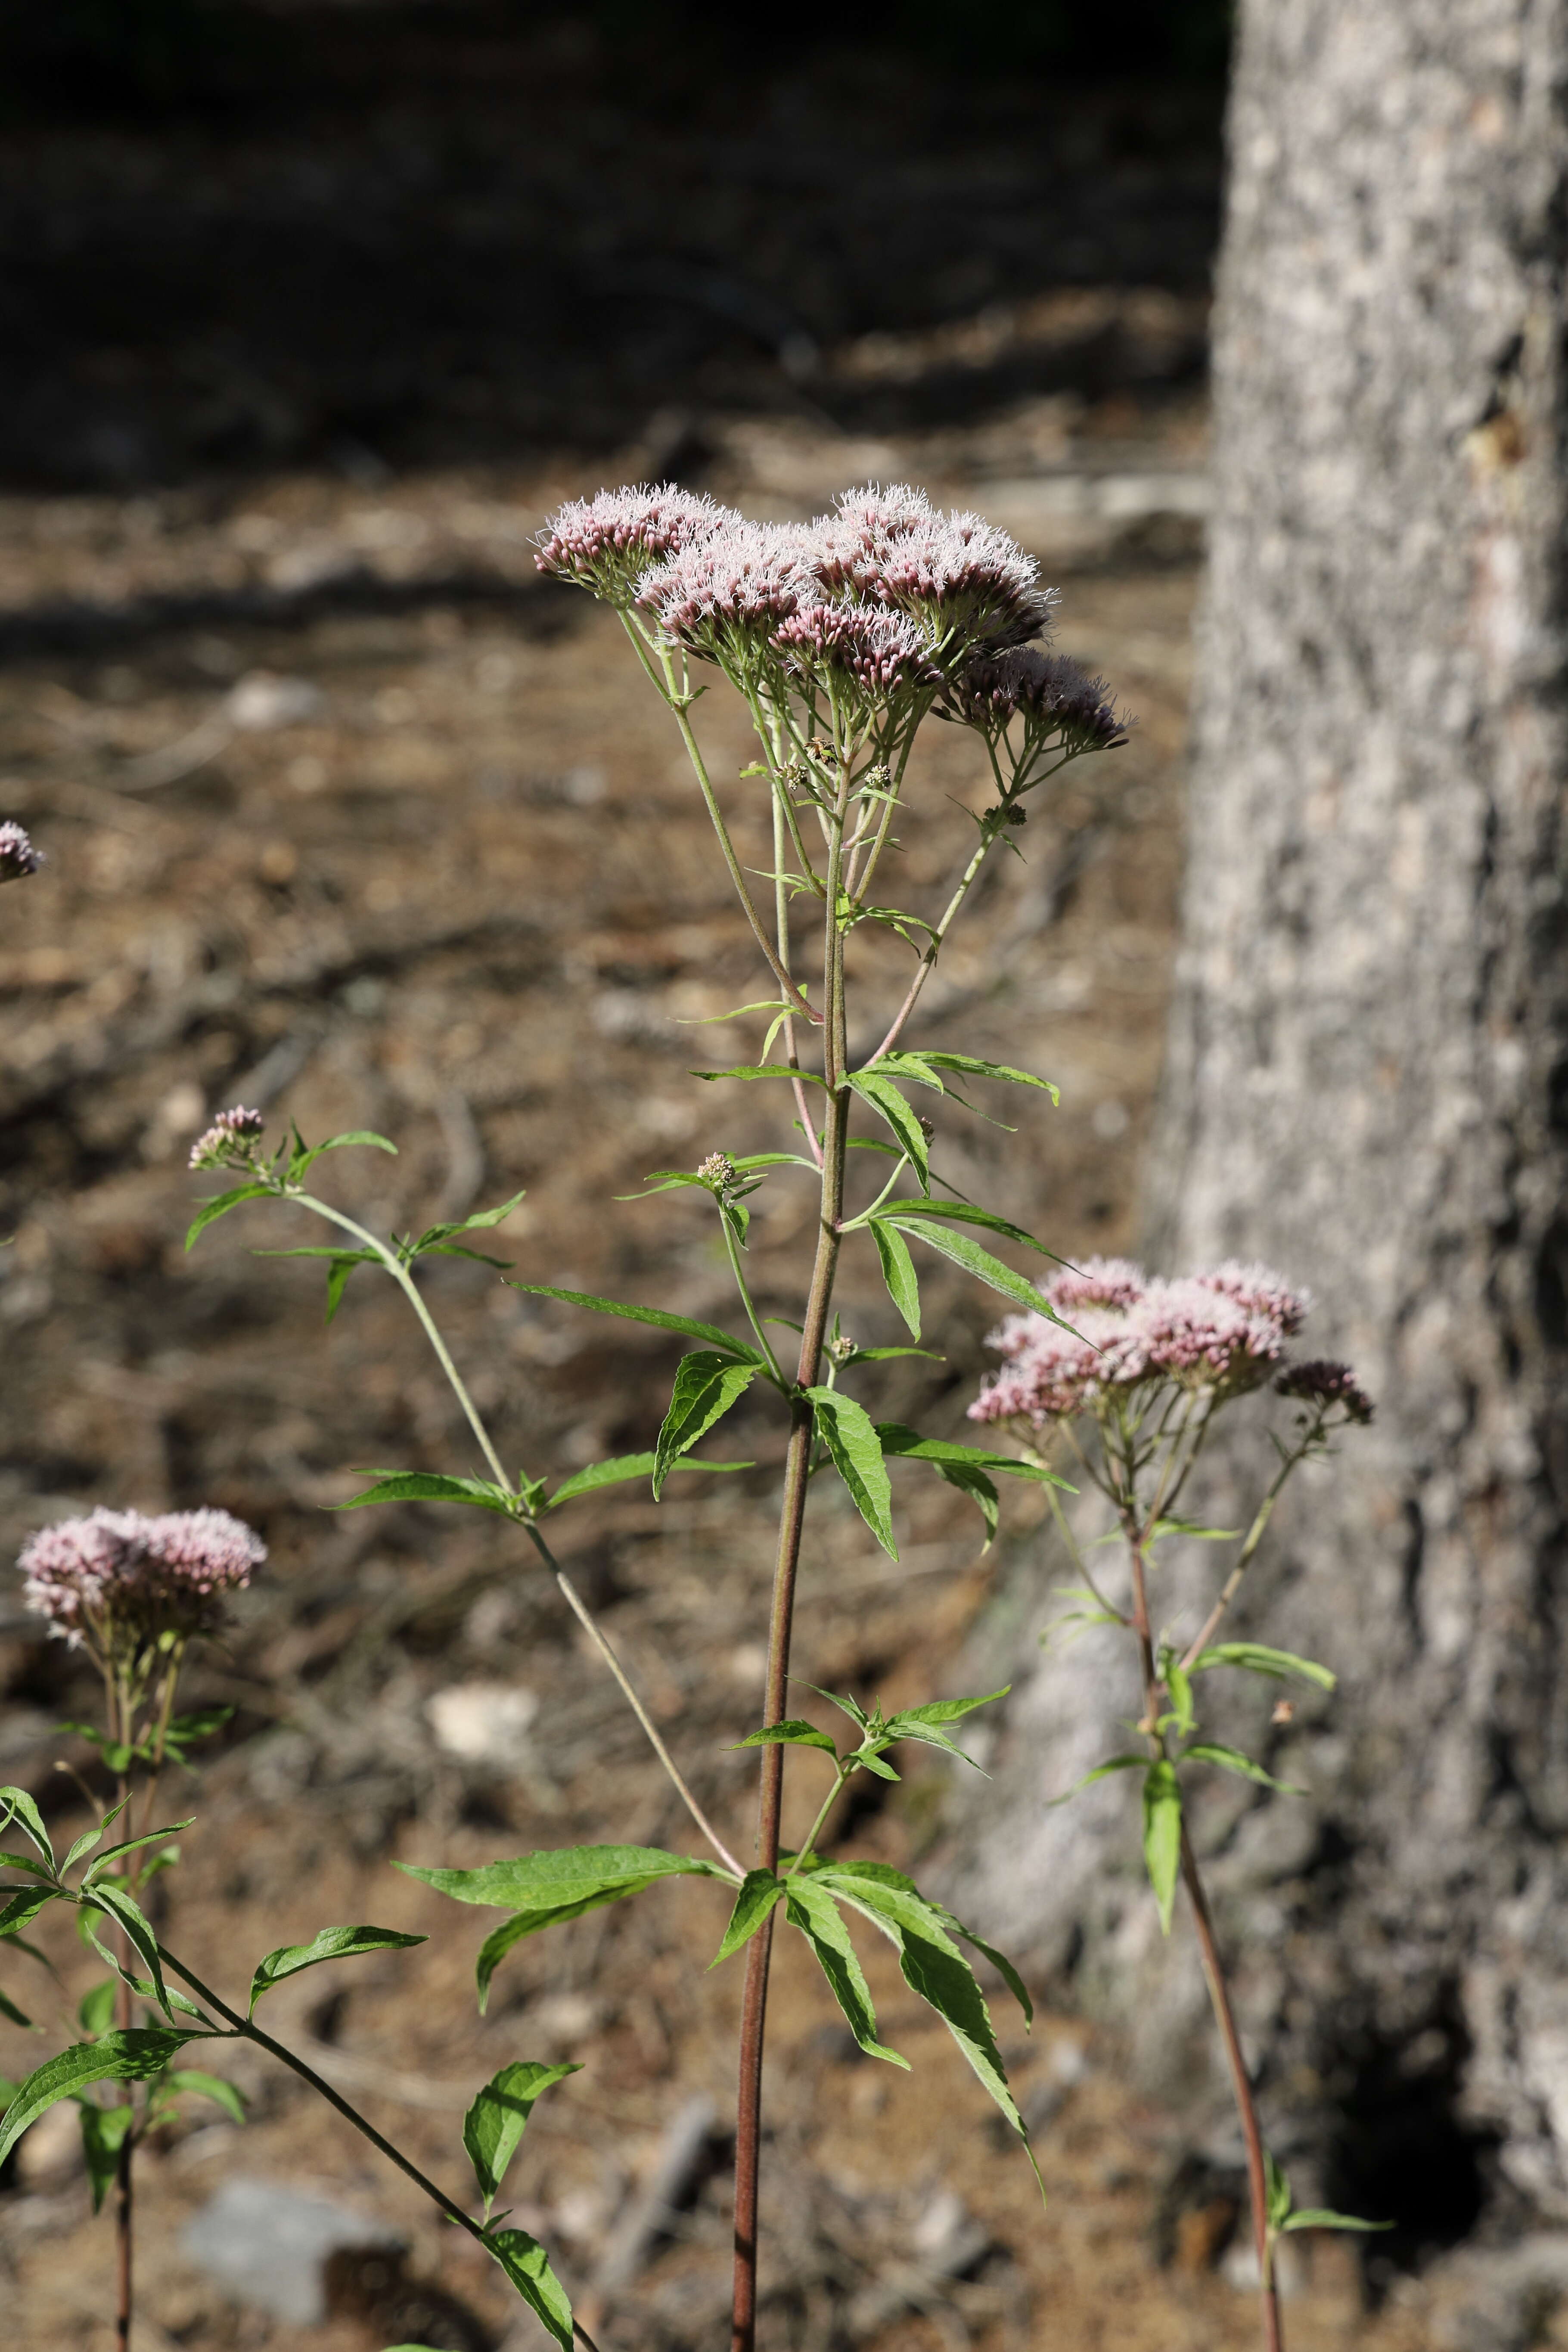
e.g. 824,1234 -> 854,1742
952,0 -> 1568,2254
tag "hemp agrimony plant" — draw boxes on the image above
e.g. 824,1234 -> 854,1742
970,1259 -> 1384,2351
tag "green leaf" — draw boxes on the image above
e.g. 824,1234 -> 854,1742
711,1870 -> 786,1967
156,2070 -> 248,2125
804,1387 -> 896,1558
846,1072 -> 929,1188
859,1052 -> 945,1093
907,1051 -> 1059,1101
76,1985 -> 118,2042
876,1424 -> 1074,1492
0,1986 -> 33,2029
812,1860 -> 1029,2143
654,1354 -> 760,1499
508,1284 -> 762,1362
691,1063 -> 825,1088
543,1452 -> 752,1509
248,1924 -> 426,2017
0,1789 -> 54,1868
733,1719 -> 839,1756
1160,1649 -> 1196,1738
296,1129 -> 398,1167
1142,1760 -> 1183,1934
891,1689 -> 1010,1728
876,1198 -> 1055,1255
1150,1516 -> 1240,1541
486,2227 -> 574,2352
0,1887 -> 62,1939
1192,1642 -> 1337,1692
0,2031 -> 193,2166
400,1846 -> 730,2011
82,1820 -> 196,1885
783,1879 -> 907,2067
1182,1741 -> 1303,1795
1282,2209 -> 1394,2234
1264,2150 -> 1292,2230
81,1881 -> 176,2019
185,1183 -> 276,1250
463,2061 -> 580,2217
164,1706 -> 234,1749
869,1219 -> 921,1338
0,1851 -> 58,1886
887,1217 -> 1054,1315
333,1471 -> 516,1517
80,2102 -> 134,2213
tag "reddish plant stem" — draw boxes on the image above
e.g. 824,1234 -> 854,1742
113,1778 -> 133,2352
1126,1536 -> 1283,2352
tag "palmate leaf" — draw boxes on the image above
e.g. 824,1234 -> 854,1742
463,2060 -> 580,2216
248,1924 -> 426,2017
711,1869 -> 787,1967
0,2031 -> 195,2166
487,2226 -> 574,2351
869,1216 -> 922,1337
846,1072 -> 930,1190
401,1845 -> 732,2012
1142,1760 -> 1183,1934
653,1354 -> 760,1499
784,1879 -> 907,2067
509,1283 -> 763,1363
543,1452 -> 752,1509
885,1215 -> 1058,1316
804,1388 -> 896,1558
809,1859 -> 1034,2161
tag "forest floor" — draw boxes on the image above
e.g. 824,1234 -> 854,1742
0,12 -> 1494,2351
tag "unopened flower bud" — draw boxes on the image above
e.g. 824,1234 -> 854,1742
1274,1359 -> 1374,1424
189,1105 -> 268,1172
1272,1698 -> 1295,1726
826,1332 -> 857,1364
697,1151 -> 738,1192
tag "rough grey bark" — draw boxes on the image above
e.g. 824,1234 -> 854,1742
952,0 -> 1568,2243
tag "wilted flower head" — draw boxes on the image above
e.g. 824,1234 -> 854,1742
0,821 -> 41,882
637,518 -> 817,661
19,1505 -> 265,1654
534,484 -> 726,607
1276,1360 -> 1375,1424
189,1105 -> 267,1173
944,647 -> 1130,754
970,1257 -> 1314,1430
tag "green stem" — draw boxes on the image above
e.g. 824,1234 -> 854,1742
718,1213 -> 787,1386
785,1761 -> 852,1874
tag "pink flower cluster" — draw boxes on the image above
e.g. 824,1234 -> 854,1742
0,820 -> 41,882
19,1506 -> 266,1651
537,480 -> 1061,702
943,645 -> 1130,753
534,484 -> 724,608
189,1105 -> 267,1172
969,1256 -> 1312,1430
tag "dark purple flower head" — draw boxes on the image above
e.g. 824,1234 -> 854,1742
189,1105 -> 267,1173
19,1505 -> 265,1653
0,821 -> 42,883
944,647 -> 1131,753
771,600 -> 940,701
637,519 -> 817,662
535,484 -> 728,607
1276,1360 -> 1375,1424
812,486 -> 1054,655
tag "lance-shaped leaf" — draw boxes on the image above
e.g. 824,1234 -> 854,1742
400,1846 -> 731,2012
887,1216 -> 1058,1316
1142,1759 -> 1183,1934
877,1689 -> 1010,1770
464,2060 -> 581,2216
691,1063 -> 826,1088
1282,2208 -> 1394,2234
290,1129 -> 398,1174
0,1986 -> 33,2029
333,1471 -> 517,1518
185,1184 -> 275,1250
543,1452 -> 752,1509
153,2069 -> 247,2125
79,2102 -> 134,2214
1191,1641 -> 1337,1692
811,1860 -> 1031,2148
251,1244 -> 380,1323
804,1387 -> 896,1558
783,1879 -> 907,2067
732,1720 -> 839,1756
654,1354 -> 759,1499
510,1283 -> 762,1363
0,1788 -> 54,1868
869,1218 -> 922,1337
904,1051 -> 1060,1101
1182,1741 -> 1303,1796
78,1880 -> 178,2020
876,1198 -> 1056,1254
81,1820 -> 196,1887
248,1924 -> 426,2017
486,2227 -> 574,2351
0,2030 -> 193,2166
846,1072 -> 929,1189
711,1869 -> 786,1967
